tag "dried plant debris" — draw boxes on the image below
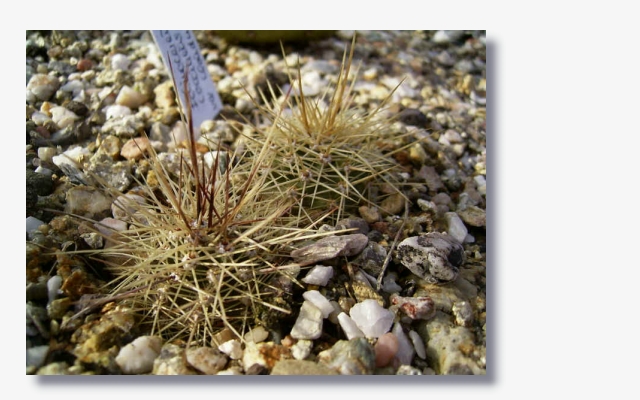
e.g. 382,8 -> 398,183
25,30 -> 486,375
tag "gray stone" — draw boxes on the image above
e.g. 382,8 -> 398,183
317,338 -> 375,375
271,359 -> 338,375
396,232 -> 465,284
291,233 -> 368,266
185,347 -> 228,375
444,212 -> 468,243
152,343 -> 196,375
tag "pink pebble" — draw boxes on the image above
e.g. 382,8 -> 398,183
374,332 -> 399,368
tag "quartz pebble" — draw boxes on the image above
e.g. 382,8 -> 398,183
111,53 -> 131,70
26,74 -> 60,101
302,290 -> 333,318
291,339 -> 313,360
116,336 -> 162,374
301,265 -> 334,286
290,300 -> 323,340
349,299 -> 394,338
152,343 -> 195,375
218,339 -> 243,360
50,106 -> 79,129
337,312 -> 365,340
318,338 -> 376,375
396,232 -> 465,284
116,85 -> 146,109
46,276 -> 62,304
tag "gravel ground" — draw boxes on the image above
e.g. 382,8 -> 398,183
25,30 -> 486,375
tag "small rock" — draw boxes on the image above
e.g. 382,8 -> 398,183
452,301 -> 474,327
349,299 -> 394,339
337,312 -> 365,340
104,104 -> 132,120
351,242 -> 387,276
291,339 -> 313,360
111,193 -> 147,221
302,290 -> 334,318
271,359 -> 338,375
444,212 -> 468,243
27,74 -> 60,102
390,294 -> 436,320
218,339 -> 243,359
244,326 -> 269,343
101,115 -> 144,138
120,137 -> 151,160
50,106 -> 79,129
291,233 -> 368,266
301,265 -> 334,286
396,232 -> 465,284
397,108 -> 428,127
152,343 -> 196,375
392,322 -> 414,366
432,30 -> 465,44
358,205 -> 381,223
317,338 -> 375,375
64,186 -> 113,220
154,81 -> 175,109
417,165 -> 445,193
116,336 -> 162,374
116,85 -> 147,109
290,300 -> 323,340
457,205 -> 486,227
111,53 -> 131,70
242,341 -> 291,373
380,193 -> 406,216
374,332 -> 399,367
408,330 -> 426,359
185,347 -> 228,375
396,365 -> 423,375
27,345 -> 50,369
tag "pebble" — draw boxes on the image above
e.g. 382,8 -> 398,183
417,165 -> 445,193
104,104 -> 132,120
101,115 -> 144,138
185,347 -> 228,375
351,242 -> 387,276
270,359 -> 338,375
337,312 -> 365,340
26,216 -> 45,235
152,343 -> 196,375
457,205 -> 486,227
218,339 -> 243,360
452,301 -> 474,327
290,300 -> 323,340
50,106 -> 79,129
396,232 -> 465,284
374,332 -> 399,367
153,81 -> 175,109
396,365 -> 423,375
242,341 -> 291,373
390,294 -> 436,320
46,275 -> 62,304
291,339 -> 313,360
64,186 -> 113,220
111,193 -> 147,221
301,265 -> 334,286
27,345 -> 50,369
317,338 -> 376,375
116,336 -> 162,374
111,53 -> 131,70
444,212 -> 468,243
432,30 -> 465,44
120,137 -> 151,160
358,205 -> 381,223
380,193 -> 406,215
349,299 -> 394,338
94,217 -> 128,237
392,322 -> 414,366
302,290 -> 334,318
243,325 -> 269,343
52,146 -> 90,183
116,85 -> 147,109
26,74 -> 60,102
291,233 -> 368,266
408,330 -> 426,359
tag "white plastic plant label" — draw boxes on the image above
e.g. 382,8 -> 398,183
151,30 -> 222,138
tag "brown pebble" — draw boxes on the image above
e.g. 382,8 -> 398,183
120,137 -> 151,160
77,58 -> 93,72
374,332 -> 399,367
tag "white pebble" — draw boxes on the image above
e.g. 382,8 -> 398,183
217,339 -> 243,360
111,53 -> 131,70
408,330 -> 426,359
302,290 -> 334,318
26,74 -> 59,101
37,147 -> 57,163
337,312 -> 365,340
104,104 -> 132,120
50,106 -> 79,129
244,325 -> 269,343
31,111 -> 52,126
290,300 -> 323,340
115,336 -> 163,374
291,339 -> 313,360
349,299 -> 394,338
301,265 -> 334,286
47,275 -> 62,304
444,212 -> 468,244
94,218 -> 128,237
